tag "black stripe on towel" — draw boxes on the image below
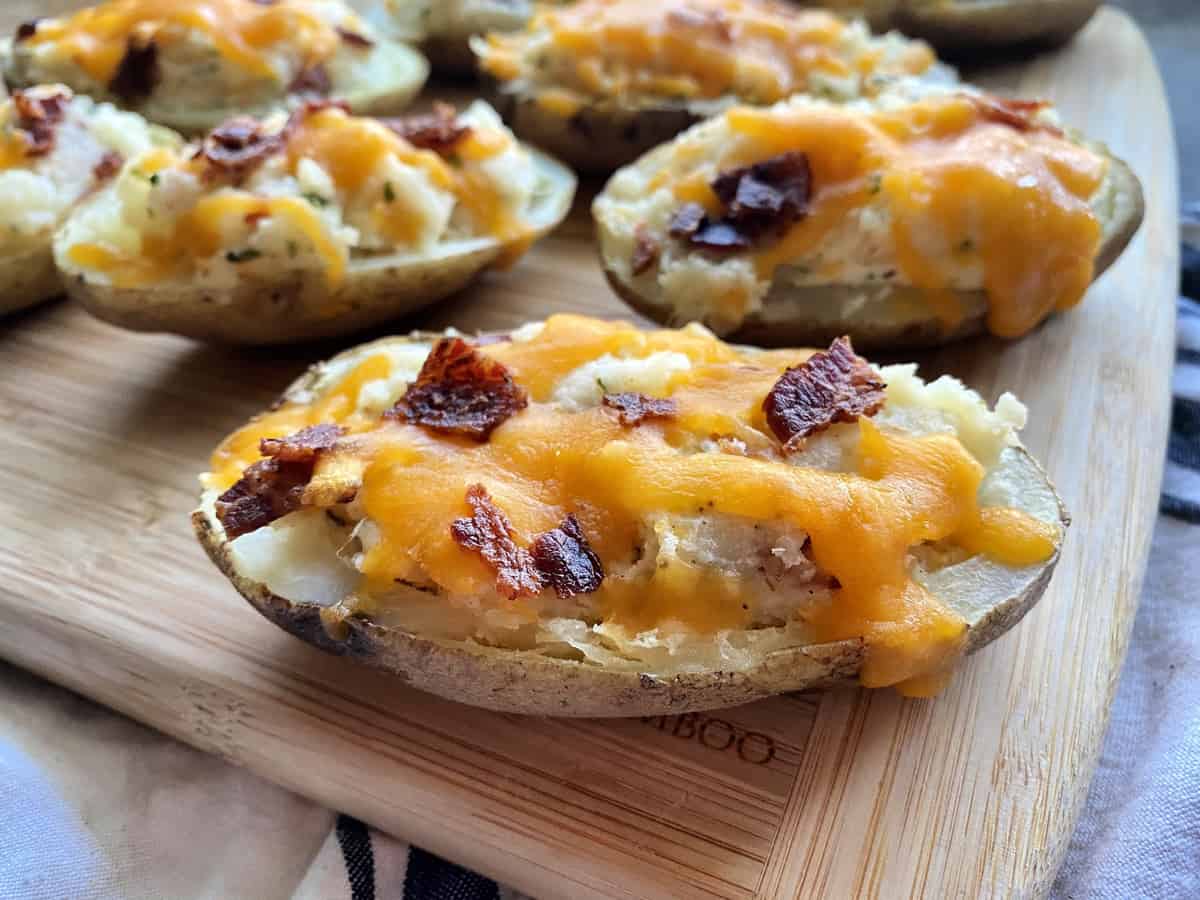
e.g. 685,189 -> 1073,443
1168,398 -> 1200,472
336,815 -> 377,900
1161,492 -> 1200,524
403,846 -> 500,900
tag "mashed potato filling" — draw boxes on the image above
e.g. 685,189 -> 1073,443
595,89 -> 1109,338
202,315 -> 1059,694
0,87 -> 165,251
58,101 -> 539,290
475,0 -> 943,109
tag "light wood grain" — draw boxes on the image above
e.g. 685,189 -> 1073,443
0,5 -> 1176,898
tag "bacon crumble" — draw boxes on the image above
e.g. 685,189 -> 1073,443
10,88 -> 69,157
336,27 -> 374,48
92,151 -> 124,181
602,392 -> 678,427
670,151 -> 812,252
450,485 -> 542,600
630,224 -> 661,276
763,336 -> 885,450
530,515 -> 604,599
389,337 -> 528,441
290,64 -> 332,97
109,38 -> 160,102
259,423 -> 345,462
970,95 -> 1060,135
195,116 -> 285,181
214,424 -> 346,539
383,103 -> 471,153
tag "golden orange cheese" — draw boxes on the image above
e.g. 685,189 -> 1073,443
478,0 -> 936,105
206,315 -> 1059,694
65,106 -> 531,287
23,0 -> 344,84
673,95 -> 1107,338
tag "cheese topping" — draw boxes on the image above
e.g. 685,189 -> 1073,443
476,0 -> 941,107
60,101 -> 541,289
597,90 -> 1108,338
204,315 -> 1059,693
22,0 -> 351,84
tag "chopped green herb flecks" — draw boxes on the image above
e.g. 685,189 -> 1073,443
225,248 -> 262,263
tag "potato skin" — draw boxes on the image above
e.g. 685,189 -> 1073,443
485,77 -> 702,175
0,243 -> 61,317
790,1 -> 1100,51
192,331 -> 1066,717
894,0 -> 1102,53
58,151 -> 575,344
597,147 -> 1144,350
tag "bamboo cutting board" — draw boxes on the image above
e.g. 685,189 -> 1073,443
0,5 -> 1178,898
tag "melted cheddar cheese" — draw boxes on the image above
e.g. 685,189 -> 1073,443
477,0 -> 938,106
205,315 -> 1060,693
63,103 -> 538,288
599,91 -> 1108,339
23,0 -> 347,84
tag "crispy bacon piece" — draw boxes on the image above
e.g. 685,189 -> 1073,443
336,27 -> 374,48
670,152 -> 812,252
970,95 -> 1061,136
15,20 -> 40,42
710,152 -> 811,237
389,337 -> 528,441
383,103 -> 471,153
530,515 -> 604,599
290,64 -> 331,96
630,225 -> 661,276
450,485 -> 543,600
10,88 -> 68,157
109,38 -> 159,102
602,392 -> 677,427
92,151 -> 124,181
762,336 -> 885,450
196,116 -> 284,181
259,423 -> 345,462
214,424 -> 346,539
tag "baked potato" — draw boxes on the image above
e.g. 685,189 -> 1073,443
1,0 -> 430,135
54,100 -> 576,344
352,0 -> 534,75
472,0 -> 955,173
0,85 -> 177,316
595,86 -> 1143,348
795,1 -> 1102,52
194,314 -> 1067,716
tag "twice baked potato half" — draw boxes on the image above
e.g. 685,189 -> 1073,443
55,101 -> 575,344
1,0 -> 430,135
195,314 -> 1067,716
595,87 -> 1143,348
353,0 -> 534,74
0,85 -> 178,316
472,0 -> 954,173
795,1 -> 1102,52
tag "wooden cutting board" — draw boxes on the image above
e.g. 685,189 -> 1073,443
0,6 -> 1177,898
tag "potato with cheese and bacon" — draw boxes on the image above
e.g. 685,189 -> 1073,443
54,101 -> 576,344
352,0 -> 534,74
0,84 -> 177,316
595,87 -> 1143,347
1,0 -> 429,135
194,314 -> 1067,715
472,0 -> 954,172
795,1 -> 1101,53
